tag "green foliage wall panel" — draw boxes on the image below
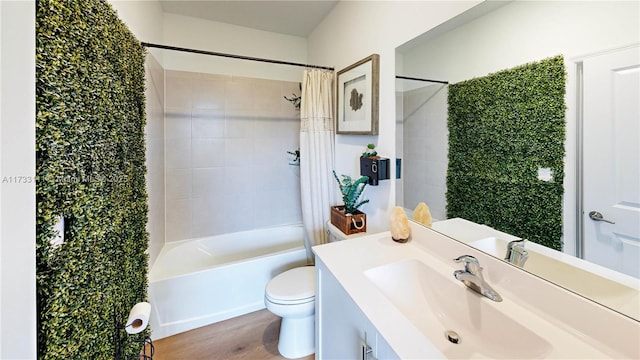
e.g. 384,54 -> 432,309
36,0 -> 148,358
446,56 -> 566,250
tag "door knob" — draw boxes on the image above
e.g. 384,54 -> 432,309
588,211 -> 615,224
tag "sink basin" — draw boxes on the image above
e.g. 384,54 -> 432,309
364,259 -> 552,359
469,237 -> 640,320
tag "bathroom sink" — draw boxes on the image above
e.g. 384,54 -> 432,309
469,237 -> 640,320
364,259 -> 552,359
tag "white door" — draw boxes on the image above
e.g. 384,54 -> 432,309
582,45 -> 640,278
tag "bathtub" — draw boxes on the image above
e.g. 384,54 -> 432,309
148,224 -> 308,340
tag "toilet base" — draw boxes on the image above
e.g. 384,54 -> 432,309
278,314 -> 315,359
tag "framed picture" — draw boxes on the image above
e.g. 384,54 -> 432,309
336,54 -> 379,135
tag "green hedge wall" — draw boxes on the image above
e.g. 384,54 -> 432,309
446,56 -> 566,250
36,0 -> 148,358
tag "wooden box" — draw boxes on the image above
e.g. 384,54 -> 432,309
330,205 -> 367,235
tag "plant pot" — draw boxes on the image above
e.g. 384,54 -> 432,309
330,205 -> 367,235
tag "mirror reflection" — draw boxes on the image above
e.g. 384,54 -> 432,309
395,1 -> 639,320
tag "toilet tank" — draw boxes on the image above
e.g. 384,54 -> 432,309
327,221 -> 369,242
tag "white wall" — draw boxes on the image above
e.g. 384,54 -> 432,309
162,13 -> 308,82
108,0 -> 163,44
308,1 -> 482,232
401,1 -> 640,82
399,0 -> 640,255
108,0 -> 165,65
0,1 -> 37,358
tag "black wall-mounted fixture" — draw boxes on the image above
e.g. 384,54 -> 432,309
360,157 -> 390,186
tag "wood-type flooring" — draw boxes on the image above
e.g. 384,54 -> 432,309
147,309 -> 314,360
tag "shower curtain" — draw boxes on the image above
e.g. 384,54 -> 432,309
300,69 -> 336,263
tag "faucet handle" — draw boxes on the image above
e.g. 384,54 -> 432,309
454,254 -> 479,264
453,255 -> 480,273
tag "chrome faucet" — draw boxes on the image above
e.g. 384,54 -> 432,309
453,255 -> 503,302
505,239 -> 529,267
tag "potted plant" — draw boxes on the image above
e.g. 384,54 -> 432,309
361,143 -> 378,158
331,170 -> 369,235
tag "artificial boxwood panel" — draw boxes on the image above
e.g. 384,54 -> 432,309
446,56 -> 566,250
36,0 -> 148,358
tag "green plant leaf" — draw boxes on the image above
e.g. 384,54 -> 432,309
333,170 -> 369,214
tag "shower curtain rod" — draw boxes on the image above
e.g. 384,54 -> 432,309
141,42 -> 334,71
396,75 -> 448,85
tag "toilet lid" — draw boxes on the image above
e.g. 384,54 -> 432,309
266,266 -> 315,303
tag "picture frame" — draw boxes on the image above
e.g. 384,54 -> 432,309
336,54 -> 380,135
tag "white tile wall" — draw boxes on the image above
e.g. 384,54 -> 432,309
165,71 -> 195,109
165,108 -> 192,139
193,74 -> 226,110
165,139 -> 191,169
192,109 -> 225,138
402,84 -> 449,221
165,198 -> 192,242
225,77 -> 254,110
192,139 -> 225,168
145,53 -> 166,267
165,168 -> 192,200
164,70 -> 302,241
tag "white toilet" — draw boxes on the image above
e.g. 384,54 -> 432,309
265,266 -> 316,359
264,224 -> 362,359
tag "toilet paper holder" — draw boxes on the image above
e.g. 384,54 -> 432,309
113,302 -> 154,360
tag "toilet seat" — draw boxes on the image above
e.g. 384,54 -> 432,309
265,266 -> 315,305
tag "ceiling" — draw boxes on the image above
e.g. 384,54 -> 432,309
159,0 -> 339,37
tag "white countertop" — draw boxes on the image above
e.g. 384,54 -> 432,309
315,229 -> 447,359
313,221 -> 640,359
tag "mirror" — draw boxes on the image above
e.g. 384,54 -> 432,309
395,1 -> 639,320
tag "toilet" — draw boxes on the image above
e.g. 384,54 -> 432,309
265,266 -> 316,359
264,224 -> 363,359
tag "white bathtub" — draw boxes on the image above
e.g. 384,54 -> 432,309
148,224 -> 307,339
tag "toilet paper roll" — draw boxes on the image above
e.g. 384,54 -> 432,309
125,302 -> 151,334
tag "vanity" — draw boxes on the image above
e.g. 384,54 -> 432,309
313,222 -> 639,359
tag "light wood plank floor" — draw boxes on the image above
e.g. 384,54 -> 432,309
147,309 -> 314,360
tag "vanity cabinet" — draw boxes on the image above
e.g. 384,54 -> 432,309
316,259 -> 399,360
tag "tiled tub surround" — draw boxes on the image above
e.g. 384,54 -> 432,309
164,70 -> 302,242
145,52 -> 166,266
401,84 -> 448,221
